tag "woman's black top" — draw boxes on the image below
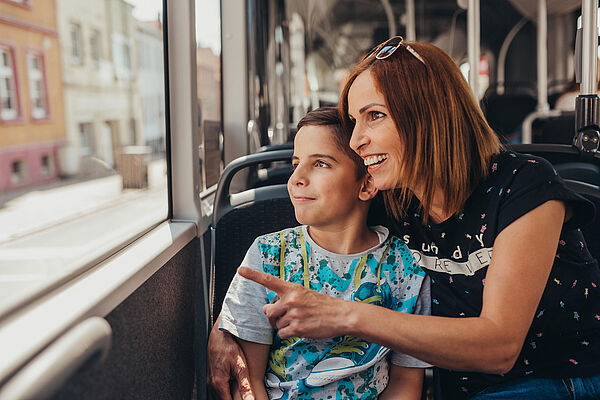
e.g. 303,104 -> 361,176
375,151 -> 600,398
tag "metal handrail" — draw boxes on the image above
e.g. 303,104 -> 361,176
0,317 -> 111,400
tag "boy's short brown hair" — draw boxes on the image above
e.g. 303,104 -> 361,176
297,107 -> 367,178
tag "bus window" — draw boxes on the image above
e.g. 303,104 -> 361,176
196,0 -> 223,192
0,0 -> 168,316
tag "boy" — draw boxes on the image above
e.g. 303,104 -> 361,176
219,107 -> 430,399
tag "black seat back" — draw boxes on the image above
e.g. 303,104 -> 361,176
531,112 -> 576,144
210,150 -> 297,320
481,85 -> 537,137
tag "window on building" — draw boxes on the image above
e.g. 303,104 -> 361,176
40,154 -> 54,176
79,122 -> 95,156
90,30 -> 101,67
122,43 -> 131,71
11,160 -> 28,185
70,23 -> 83,64
0,46 -> 19,121
27,52 -> 49,119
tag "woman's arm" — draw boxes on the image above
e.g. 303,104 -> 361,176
378,365 -> 423,400
207,313 -> 254,400
235,338 -> 270,400
239,200 -> 566,373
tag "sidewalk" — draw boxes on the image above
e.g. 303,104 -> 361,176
0,159 -> 167,244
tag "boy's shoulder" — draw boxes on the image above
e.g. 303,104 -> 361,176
255,226 -> 302,244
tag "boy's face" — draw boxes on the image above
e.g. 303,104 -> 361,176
288,125 -> 374,228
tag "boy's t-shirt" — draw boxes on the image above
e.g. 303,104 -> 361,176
220,225 -> 431,400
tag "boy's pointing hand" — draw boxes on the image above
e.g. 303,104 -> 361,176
237,267 -> 352,339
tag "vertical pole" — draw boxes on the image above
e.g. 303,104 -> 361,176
581,0 -> 598,95
573,0 -> 600,153
467,0 -> 480,98
537,0 -> 549,111
406,0 -> 416,41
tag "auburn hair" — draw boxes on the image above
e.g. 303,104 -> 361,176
339,41 -> 501,223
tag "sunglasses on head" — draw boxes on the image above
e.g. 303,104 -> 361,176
362,36 -> 426,65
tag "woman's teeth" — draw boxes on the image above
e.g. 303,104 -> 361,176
364,154 -> 388,166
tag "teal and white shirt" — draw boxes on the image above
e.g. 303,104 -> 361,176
220,225 -> 430,400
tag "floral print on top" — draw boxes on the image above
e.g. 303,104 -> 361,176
376,151 -> 600,399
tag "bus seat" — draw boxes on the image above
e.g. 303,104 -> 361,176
481,85 -> 537,138
531,111 -> 575,144
210,150 -> 297,320
247,142 -> 295,189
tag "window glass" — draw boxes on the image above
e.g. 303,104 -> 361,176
90,29 -> 101,67
70,23 -> 82,64
0,46 -> 18,120
195,0 -> 222,191
27,52 -> 48,119
0,0 -> 168,316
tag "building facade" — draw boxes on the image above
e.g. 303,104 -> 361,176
0,0 -> 66,193
136,19 -> 164,155
55,0 -> 143,177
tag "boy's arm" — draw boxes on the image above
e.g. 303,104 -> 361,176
378,365 -> 423,400
235,338 -> 271,400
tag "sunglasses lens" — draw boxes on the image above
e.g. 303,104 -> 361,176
376,44 -> 398,58
375,37 -> 403,59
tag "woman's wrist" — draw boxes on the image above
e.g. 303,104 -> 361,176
339,298 -> 363,336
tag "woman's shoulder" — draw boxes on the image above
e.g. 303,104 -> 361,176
484,150 -> 559,187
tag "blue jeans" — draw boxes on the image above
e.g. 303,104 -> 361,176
469,374 -> 600,400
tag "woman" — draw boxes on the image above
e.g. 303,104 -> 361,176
208,39 -> 600,399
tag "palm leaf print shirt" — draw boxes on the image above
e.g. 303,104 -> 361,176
220,225 -> 430,400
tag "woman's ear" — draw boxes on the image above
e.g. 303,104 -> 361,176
359,174 -> 378,201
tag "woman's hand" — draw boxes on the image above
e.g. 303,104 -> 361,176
207,315 -> 254,400
238,267 -> 351,339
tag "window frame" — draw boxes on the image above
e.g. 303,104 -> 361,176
25,49 -> 50,120
90,29 -> 102,68
69,22 -> 83,65
0,43 -> 22,122
0,0 -> 32,9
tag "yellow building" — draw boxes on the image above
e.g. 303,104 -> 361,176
0,0 -> 65,192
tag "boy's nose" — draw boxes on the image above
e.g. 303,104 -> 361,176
289,166 -> 307,186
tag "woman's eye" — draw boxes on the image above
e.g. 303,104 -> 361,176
368,111 -> 385,121
291,163 -> 299,170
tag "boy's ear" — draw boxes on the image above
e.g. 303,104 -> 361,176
358,174 -> 378,201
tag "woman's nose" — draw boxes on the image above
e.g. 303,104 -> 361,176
350,124 -> 369,152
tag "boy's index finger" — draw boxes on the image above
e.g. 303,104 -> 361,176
237,267 -> 290,294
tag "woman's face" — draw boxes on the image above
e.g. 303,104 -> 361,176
348,71 -> 404,190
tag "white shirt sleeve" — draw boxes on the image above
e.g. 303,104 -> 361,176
219,238 -> 275,345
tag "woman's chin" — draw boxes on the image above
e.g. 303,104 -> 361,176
372,176 -> 396,191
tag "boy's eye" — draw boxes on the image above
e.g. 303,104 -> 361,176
315,160 -> 330,168
291,162 -> 299,170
